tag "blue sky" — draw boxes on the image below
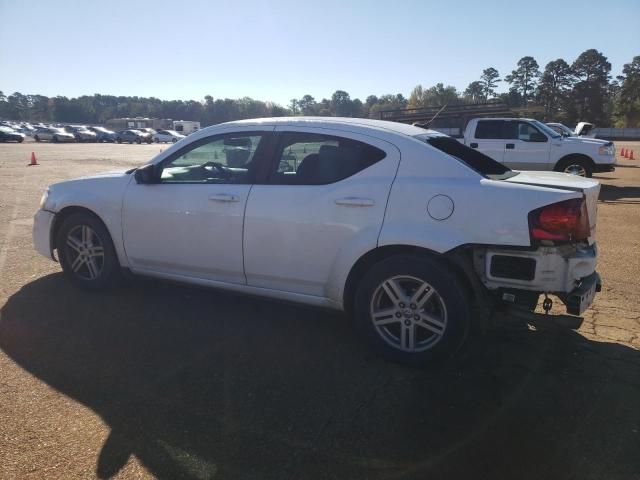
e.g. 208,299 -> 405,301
1,0 -> 638,105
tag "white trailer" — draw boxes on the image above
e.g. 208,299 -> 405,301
172,120 -> 200,135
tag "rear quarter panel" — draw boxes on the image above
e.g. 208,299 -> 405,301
378,141 -> 583,252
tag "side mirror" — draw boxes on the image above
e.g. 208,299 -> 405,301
529,132 -> 548,142
134,164 -> 160,184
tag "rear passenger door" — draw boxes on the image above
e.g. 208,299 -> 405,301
470,120 -> 506,163
243,128 -> 400,298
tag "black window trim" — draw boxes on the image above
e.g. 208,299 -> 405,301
154,130 -> 276,185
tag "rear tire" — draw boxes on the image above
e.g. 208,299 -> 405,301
35,135 -> 41,142
354,255 -> 470,366
56,212 -> 120,290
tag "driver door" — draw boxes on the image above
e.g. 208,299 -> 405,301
122,127 -> 273,284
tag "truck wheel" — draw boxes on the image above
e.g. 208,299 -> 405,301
555,157 -> 593,178
354,255 -> 470,365
56,212 -> 120,290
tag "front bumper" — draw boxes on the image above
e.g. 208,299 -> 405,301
33,209 -> 56,260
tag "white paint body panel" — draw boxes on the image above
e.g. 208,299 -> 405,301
243,125 -> 400,301
32,117 -> 602,311
122,182 -> 251,284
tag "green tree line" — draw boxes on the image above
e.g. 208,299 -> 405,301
1,50 -> 638,128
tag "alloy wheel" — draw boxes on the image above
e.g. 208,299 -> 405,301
369,275 -> 448,352
64,225 -> 105,280
563,164 -> 587,176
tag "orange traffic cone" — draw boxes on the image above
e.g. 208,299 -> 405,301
620,148 -> 626,157
630,150 -> 635,161
28,152 -> 39,166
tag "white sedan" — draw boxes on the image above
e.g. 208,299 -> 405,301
33,117 -> 602,364
152,129 -> 185,143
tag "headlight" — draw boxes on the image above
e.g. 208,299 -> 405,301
39,188 -> 50,209
599,145 -> 614,156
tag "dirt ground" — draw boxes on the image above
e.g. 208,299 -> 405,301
0,140 -> 638,480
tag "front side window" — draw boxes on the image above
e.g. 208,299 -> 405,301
160,133 -> 263,184
508,122 -> 547,142
269,132 -> 386,185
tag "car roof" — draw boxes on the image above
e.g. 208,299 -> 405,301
214,116 -> 437,139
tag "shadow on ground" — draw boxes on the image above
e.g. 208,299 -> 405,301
599,184 -> 640,203
1,274 -> 639,479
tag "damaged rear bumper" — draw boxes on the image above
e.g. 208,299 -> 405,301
559,271 -> 602,316
472,243 -> 601,316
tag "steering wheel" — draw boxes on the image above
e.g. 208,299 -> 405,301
200,161 -> 231,179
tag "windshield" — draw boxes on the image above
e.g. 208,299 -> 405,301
531,120 -> 561,139
549,123 -> 574,135
414,134 -> 515,179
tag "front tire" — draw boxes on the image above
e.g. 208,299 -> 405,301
56,212 -> 120,290
555,157 -> 593,178
354,255 -> 470,365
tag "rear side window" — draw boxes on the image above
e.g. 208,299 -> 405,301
425,136 -> 512,177
269,132 -> 386,185
475,120 -> 507,139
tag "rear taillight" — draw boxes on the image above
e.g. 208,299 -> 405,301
528,197 -> 590,242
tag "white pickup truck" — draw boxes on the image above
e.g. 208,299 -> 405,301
460,118 -> 616,177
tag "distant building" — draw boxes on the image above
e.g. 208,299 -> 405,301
105,117 -> 172,131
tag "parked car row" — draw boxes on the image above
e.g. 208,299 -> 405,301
0,125 -> 26,142
0,120 -> 190,145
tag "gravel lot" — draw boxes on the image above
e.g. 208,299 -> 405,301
0,141 -> 639,479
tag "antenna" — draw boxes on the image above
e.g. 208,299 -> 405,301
425,103 -> 448,127
412,103 -> 448,130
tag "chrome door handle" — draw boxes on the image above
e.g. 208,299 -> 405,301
209,194 -> 239,202
334,197 -> 375,207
